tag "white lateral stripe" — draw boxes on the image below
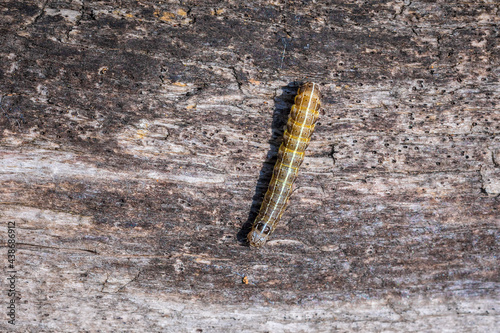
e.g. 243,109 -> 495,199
266,83 -> 316,222
262,84 -> 309,224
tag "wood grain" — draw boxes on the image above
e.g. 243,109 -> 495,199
0,0 -> 499,331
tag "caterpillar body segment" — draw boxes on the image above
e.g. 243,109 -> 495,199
248,82 -> 321,247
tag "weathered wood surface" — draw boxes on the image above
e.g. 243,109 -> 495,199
0,0 -> 499,331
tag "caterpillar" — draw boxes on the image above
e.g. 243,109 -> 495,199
248,82 -> 321,247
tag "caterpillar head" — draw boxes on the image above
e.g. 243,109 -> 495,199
247,221 -> 272,247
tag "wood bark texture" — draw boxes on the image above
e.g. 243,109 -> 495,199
0,0 -> 499,332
